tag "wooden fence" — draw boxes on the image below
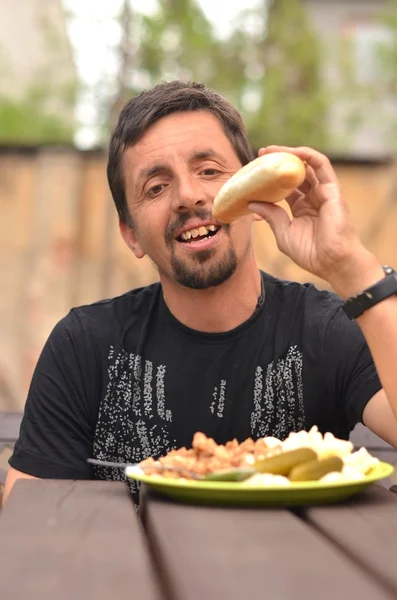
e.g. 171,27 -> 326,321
1,146 -> 397,411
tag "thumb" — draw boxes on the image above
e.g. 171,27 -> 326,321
248,202 -> 290,250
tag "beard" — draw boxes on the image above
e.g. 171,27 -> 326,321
165,208 -> 237,290
171,244 -> 237,289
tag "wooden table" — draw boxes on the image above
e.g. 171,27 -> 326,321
0,412 -> 22,448
1,480 -> 397,600
0,481 -> 162,600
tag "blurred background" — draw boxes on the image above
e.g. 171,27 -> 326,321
1,0 -> 397,421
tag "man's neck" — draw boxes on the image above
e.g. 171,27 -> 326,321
161,258 -> 263,333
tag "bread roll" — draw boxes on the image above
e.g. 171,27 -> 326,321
212,152 -> 306,223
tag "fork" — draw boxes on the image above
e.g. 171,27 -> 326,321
87,457 -> 256,481
87,457 -> 203,479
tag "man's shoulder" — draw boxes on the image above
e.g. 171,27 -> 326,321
71,280 -> 161,319
262,271 -> 343,317
52,280 -> 161,340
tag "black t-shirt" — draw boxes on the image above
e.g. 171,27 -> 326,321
10,271 -> 381,494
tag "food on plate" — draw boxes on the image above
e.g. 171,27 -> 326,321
319,448 -> 380,483
281,428 -> 354,459
343,446 -> 380,473
204,467 -> 257,482
139,431 -> 279,479
289,456 -> 343,482
254,447 -> 317,475
137,427 -> 380,485
212,151 -> 306,223
244,474 -> 290,487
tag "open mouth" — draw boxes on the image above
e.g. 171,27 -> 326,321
177,225 -> 220,244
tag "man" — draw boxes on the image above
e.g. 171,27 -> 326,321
5,80 -> 397,505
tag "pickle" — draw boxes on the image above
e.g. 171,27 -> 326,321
204,467 -> 257,482
254,448 -> 317,476
289,456 -> 343,482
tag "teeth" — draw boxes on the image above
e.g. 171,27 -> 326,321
180,225 -> 219,241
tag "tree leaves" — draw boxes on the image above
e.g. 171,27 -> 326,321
112,0 -> 330,152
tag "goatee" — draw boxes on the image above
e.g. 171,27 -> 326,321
165,208 -> 237,289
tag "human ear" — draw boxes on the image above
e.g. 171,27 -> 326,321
119,221 -> 146,259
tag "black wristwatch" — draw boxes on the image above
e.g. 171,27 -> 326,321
342,265 -> 397,320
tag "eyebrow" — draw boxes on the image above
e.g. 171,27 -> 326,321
136,148 -> 224,187
138,163 -> 170,183
188,149 -> 223,162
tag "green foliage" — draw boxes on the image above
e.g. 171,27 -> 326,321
236,0 -> 330,149
139,0 -> 219,83
0,5 -> 77,145
378,0 -> 397,92
106,0 -> 331,151
0,83 -> 75,144
333,0 -> 397,152
377,0 -> 397,151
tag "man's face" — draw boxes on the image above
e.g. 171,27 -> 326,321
121,110 -> 254,289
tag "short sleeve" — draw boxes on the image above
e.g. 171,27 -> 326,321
323,306 -> 382,431
9,311 -> 101,479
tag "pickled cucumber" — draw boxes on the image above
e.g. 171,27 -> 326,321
254,448 -> 317,476
289,456 -> 343,482
204,467 -> 257,482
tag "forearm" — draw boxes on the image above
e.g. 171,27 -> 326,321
329,251 -> 397,423
356,298 -> 397,421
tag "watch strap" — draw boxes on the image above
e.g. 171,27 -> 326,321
342,266 -> 397,320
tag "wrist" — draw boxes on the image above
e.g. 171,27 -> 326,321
342,265 -> 397,320
327,250 -> 384,300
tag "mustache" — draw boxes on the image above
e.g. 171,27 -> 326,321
165,208 -> 229,246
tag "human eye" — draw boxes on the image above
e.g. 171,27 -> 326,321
201,167 -> 221,177
146,183 -> 166,198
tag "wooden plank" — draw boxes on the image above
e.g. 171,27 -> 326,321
141,488 -> 392,600
349,423 -> 395,450
305,485 -> 397,597
0,480 -> 163,600
0,411 -> 22,442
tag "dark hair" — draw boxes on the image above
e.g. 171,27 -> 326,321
107,80 -> 255,226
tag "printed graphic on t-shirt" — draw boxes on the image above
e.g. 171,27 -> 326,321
92,346 -> 176,500
210,379 -> 227,418
251,345 -> 305,439
93,343 -> 306,496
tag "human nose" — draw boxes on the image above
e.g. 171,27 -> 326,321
171,174 -> 207,212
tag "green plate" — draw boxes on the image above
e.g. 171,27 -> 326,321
126,461 -> 394,507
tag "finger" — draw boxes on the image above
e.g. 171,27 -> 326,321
285,189 -> 305,210
303,164 -> 318,185
260,145 -> 294,154
248,202 -> 290,252
294,147 -> 338,186
297,165 -> 318,195
258,145 -> 295,157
